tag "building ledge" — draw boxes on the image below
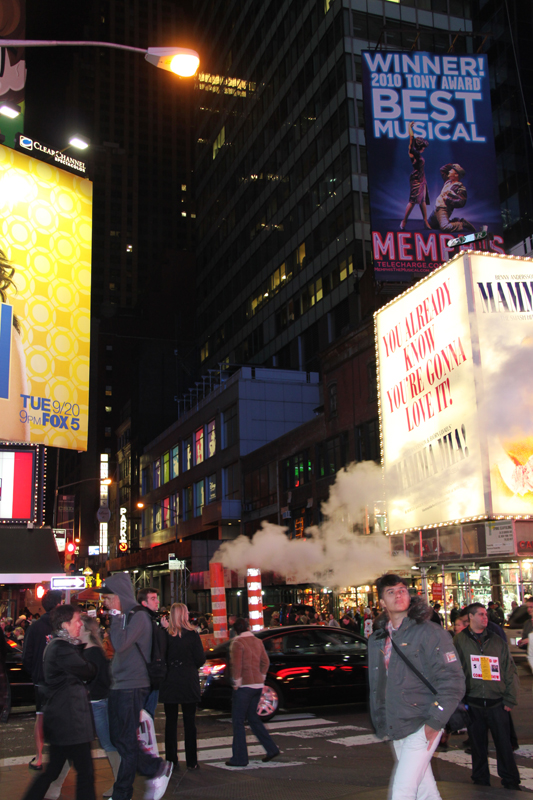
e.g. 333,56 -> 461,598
202,499 -> 241,526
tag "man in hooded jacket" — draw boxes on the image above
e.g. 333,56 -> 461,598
368,574 -> 465,800
97,574 -> 172,800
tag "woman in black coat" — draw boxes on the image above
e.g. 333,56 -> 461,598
22,605 -> 97,800
159,603 -> 206,770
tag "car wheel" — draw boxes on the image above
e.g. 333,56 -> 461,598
256,680 -> 282,721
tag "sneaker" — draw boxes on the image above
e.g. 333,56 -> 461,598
144,761 -> 173,800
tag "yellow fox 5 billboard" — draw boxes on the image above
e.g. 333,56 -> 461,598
0,144 -> 92,450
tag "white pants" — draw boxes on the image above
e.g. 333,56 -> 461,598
390,724 -> 443,800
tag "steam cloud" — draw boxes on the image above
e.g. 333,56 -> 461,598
214,460 -> 412,588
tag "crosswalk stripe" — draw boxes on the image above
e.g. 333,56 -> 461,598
210,760 -> 304,770
279,725 -> 369,739
433,749 -> 533,791
330,734 -> 381,746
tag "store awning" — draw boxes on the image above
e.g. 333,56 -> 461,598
0,527 -> 63,583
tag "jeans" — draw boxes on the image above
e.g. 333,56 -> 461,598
22,742 -> 95,800
144,688 -> 159,719
108,688 -> 162,800
230,687 -> 278,766
468,703 -> 520,787
390,724 -> 443,800
164,702 -> 198,767
91,699 -> 116,752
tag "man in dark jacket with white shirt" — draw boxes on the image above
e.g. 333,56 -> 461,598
97,574 -> 172,800
368,574 -> 465,800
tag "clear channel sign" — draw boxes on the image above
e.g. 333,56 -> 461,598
50,575 -> 86,591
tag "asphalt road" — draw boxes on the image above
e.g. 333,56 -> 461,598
2,666 -> 532,799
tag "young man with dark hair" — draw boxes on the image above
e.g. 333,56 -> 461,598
225,617 -> 280,767
368,574 -> 465,800
454,602 -> 521,790
97,575 -> 172,800
136,586 -> 168,718
23,590 -> 71,798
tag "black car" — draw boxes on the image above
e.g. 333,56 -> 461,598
199,625 -> 368,721
1,639 -> 34,722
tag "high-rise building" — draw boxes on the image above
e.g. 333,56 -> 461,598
472,0 -> 533,255
23,1 -> 197,560
192,0 -> 474,374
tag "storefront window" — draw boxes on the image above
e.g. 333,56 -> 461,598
462,524 -> 486,558
438,527 -> 461,559
405,530 -> 421,560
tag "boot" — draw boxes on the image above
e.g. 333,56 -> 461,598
103,750 -> 121,797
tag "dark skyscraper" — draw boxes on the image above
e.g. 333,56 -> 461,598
23,1 -> 197,559
192,0 -> 474,374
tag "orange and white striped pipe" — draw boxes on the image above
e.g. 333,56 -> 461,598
247,567 -> 264,631
209,562 -> 228,640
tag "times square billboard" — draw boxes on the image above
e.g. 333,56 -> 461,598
362,51 -> 504,279
0,144 -> 92,450
375,252 -> 533,534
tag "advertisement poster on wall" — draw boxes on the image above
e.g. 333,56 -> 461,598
376,252 -> 533,533
362,51 -> 504,279
0,144 -> 92,450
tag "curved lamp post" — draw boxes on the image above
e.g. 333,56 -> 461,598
0,41 -> 200,77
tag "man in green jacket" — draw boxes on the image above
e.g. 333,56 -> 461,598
454,602 -> 520,790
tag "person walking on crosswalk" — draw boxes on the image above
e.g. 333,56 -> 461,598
225,618 -> 280,767
368,574 -> 465,800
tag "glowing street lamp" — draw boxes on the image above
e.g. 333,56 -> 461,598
0,41 -> 200,78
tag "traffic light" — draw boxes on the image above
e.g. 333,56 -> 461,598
64,540 -> 76,573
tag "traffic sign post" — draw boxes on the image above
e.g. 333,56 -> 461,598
51,575 -> 87,591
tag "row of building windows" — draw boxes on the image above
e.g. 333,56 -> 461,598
141,414 -> 228,494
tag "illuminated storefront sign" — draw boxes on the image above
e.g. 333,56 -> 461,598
375,252 -> 533,533
119,506 -> 128,552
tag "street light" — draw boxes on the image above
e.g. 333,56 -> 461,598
0,40 -> 200,78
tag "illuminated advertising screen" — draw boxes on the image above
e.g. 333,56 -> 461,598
0,144 -> 92,450
362,52 -> 503,280
0,446 -> 36,521
376,252 -> 533,532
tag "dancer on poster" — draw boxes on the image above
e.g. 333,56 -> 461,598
428,163 -> 476,234
400,123 -> 431,231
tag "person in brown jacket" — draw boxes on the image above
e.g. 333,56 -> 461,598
225,618 -> 280,767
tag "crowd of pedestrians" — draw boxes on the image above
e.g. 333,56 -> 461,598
2,577 -> 531,799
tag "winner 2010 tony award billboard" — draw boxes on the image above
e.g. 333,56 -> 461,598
362,51 -> 504,280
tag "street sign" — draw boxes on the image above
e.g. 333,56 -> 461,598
446,231 -> 487,248
169,554 -> 186,570
50,575 -> 86,590
97,506 -> 111,523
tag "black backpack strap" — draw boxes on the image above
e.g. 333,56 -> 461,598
390,637 -> 437,695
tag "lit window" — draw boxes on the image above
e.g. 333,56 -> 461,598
181,184 -> 187,191
181,211 -> 187,217
105,406 -> 112,413
153,459 -> 161,489
213,126 -> 225,159
201,341 -> 209,362
106,386 -> 112,396
162,451 -> 170,483
194,480 -> 205,516
184,437 -> 192,471
191,212 -> 196,218
207,419 -> 216,457
126,244 -> 133,252
195,428 -> 204,464
171,445 -> 179,479
208,474 -> 217,503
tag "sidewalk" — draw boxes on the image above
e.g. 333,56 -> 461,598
3,758 -> 525,800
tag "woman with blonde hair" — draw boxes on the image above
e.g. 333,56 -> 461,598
159,604 -> 206,770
